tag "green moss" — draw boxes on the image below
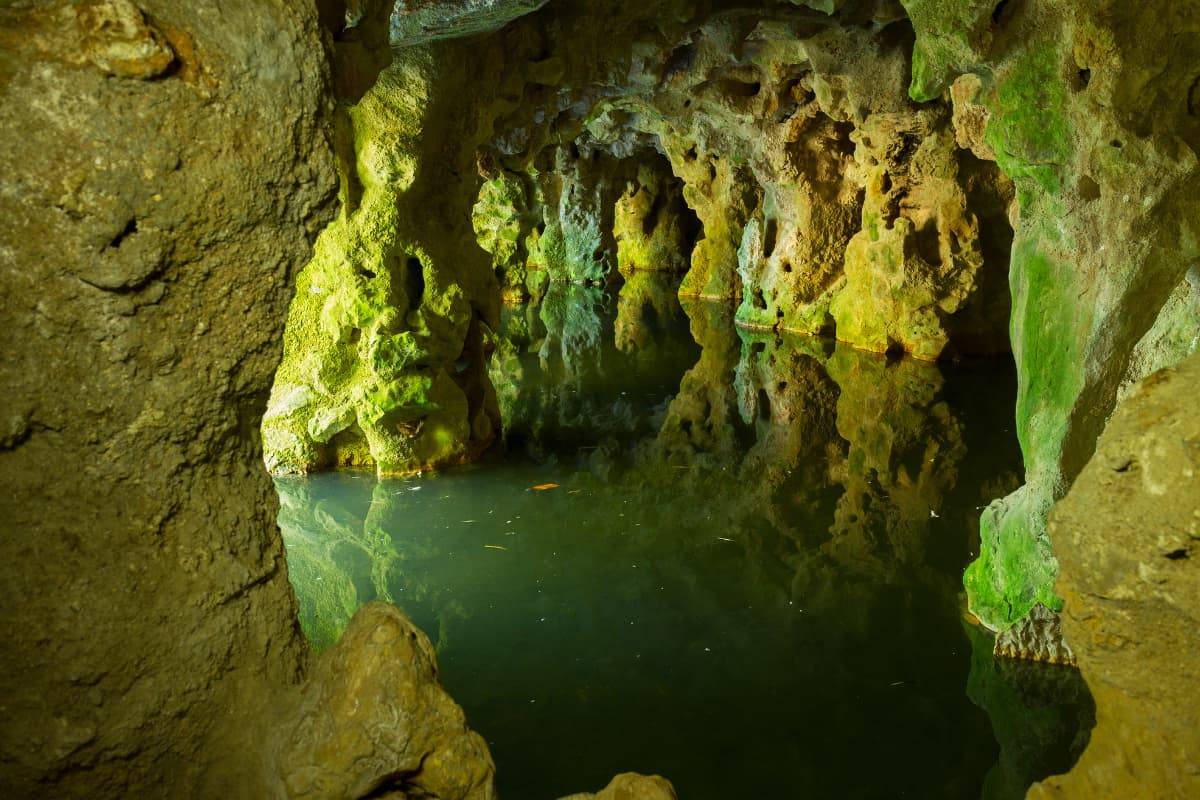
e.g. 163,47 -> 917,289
265,51 -> 492,477
984,45 -> 1072,196
898,0 -> 995,101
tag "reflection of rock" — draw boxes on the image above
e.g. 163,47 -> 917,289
614,272 -> 686,354
823,344 -> 966,576
282,603 -> 496,800
277,477 -> 402,651
965,624 -> 1094,800
1029,354 -> 1200,799
560,773 -> 677,800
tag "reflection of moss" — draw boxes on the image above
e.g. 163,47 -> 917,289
964,623 -> 1095,799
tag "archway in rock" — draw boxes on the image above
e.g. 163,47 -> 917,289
262,4 -> 1091,798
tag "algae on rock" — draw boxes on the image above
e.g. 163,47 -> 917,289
265,51 -> 502,476
902,0 -> 1200,634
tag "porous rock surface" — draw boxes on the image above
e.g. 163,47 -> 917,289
281,603 -> 497,800
0,1 -> 501,798
1029,353 -> 1200,799
902,0 -> 1200,634
0,0 -> 336,794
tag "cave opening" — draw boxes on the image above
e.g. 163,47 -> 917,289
11,0 -> 1200,796
260,2 -> 1088,795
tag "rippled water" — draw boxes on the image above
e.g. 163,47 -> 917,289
276,273 -> 1093,799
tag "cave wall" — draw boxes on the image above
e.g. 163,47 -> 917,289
271,0 -> 1022,477
1029,352 -> 1200,799
900,0 -> 1200,632
0,2 -> 507,797
269,0 -> 1200,655
0,0 -> 337,793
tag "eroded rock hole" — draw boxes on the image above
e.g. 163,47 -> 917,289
110,217 -> 138,248
405,256 -> 425,310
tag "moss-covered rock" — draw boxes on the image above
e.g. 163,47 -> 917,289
902,0 -> 1200,634
266,48 -> 502,476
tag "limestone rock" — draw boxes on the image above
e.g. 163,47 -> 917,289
560,772 -> 678,800
0,0 -> 340,795
992,604 -> 1075,666
390,0 -> 549,47
265,52 -> 502,477
902,0 -> 1200,633
281,603 -> 496,800
1029,354 -> 1200,799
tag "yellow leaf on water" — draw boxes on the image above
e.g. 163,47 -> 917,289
530,483 -> 560,491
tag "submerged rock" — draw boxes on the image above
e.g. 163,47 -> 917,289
560,773 -> 678,800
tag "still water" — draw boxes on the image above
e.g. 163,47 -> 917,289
276,273 -> 1093,799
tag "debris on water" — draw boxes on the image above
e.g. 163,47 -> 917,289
929,510 -> 939,519
717,536 -> 734,542
890,681 -> 905,687
462,520 -> 476,523
531,483 -> 560,491
484,544 -> 508,551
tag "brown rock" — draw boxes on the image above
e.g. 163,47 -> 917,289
0,0 -> 337,795
1029,354 -> 1200,799
560,772 -> 678,800
281,603 -> 496,800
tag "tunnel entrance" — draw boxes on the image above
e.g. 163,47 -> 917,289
262,2 -> 1079,797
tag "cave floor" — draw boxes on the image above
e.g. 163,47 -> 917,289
276,274 -> 1093,799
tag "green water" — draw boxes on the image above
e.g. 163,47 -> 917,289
276,273 -> 1093,799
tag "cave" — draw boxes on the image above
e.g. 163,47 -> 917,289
2,1 -> 1198,799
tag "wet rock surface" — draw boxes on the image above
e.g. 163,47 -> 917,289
1030,354 -> 1200,799
281,604 -> 497,800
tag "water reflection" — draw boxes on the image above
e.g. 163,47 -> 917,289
277,272 -> 1091,799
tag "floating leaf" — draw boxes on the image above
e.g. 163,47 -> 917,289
530,483 -> 560,491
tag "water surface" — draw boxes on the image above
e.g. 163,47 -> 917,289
277,274 -> 1092,799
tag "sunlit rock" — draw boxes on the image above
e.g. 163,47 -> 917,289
281,603 -> 496,800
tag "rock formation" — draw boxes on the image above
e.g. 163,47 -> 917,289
268,0 -> 1200,660
0,0 -> 341,793
4,0 -> 1199,795
902,0 -> 1200,635
559,773 -> 678,800
1029,353 -> 1200,799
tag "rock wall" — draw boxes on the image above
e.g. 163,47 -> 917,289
0,0 -> 337,793
900,0 -> 1200,634
0,1 -> 513,797
277,0 -> 1024,476
1029,353 -> 1200,799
